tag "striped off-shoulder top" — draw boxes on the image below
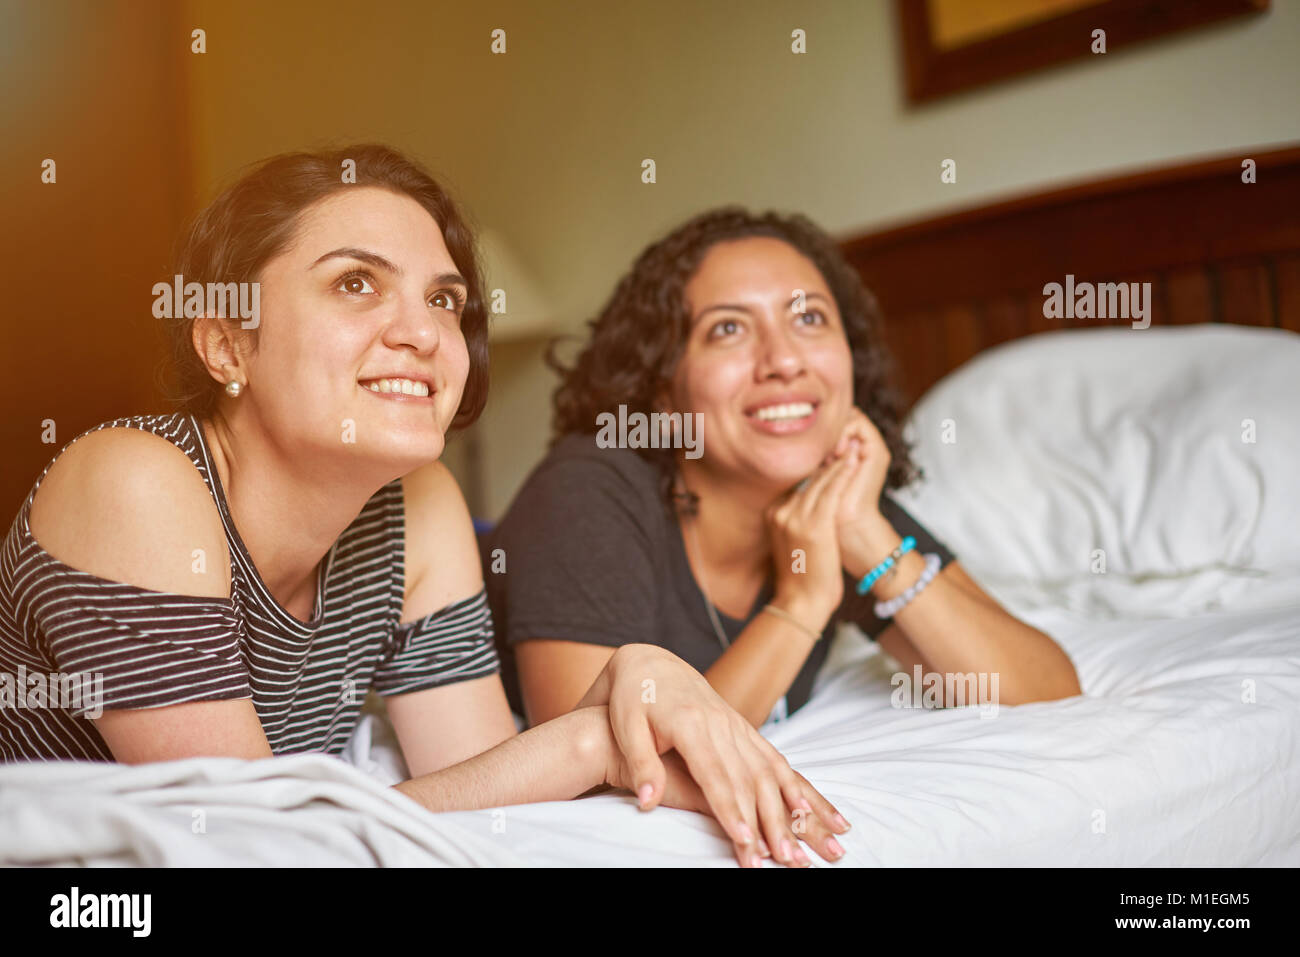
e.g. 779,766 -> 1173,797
0,412 -> 498,763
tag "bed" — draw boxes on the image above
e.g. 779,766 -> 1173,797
2,148 -> 1298,867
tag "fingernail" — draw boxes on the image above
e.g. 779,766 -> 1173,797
737,822 -> 753,843
834,814 -> 851,832
757,839 -> 770,857
795,848 -> 811,867
637,783 -> 654,807
751,853 -> 763,868
780,838 -> 794,862
827,837 -> 844,858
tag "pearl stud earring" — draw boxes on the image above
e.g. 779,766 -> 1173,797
225,379 -> 243,398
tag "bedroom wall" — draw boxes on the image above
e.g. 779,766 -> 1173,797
0,0 -> 192,520
176,0 -> 1300,518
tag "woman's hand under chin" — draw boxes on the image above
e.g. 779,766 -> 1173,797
828,409 -> 900,579
764,447 -> 860,624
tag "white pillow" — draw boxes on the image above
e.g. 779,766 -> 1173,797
891,325 -> 1300,618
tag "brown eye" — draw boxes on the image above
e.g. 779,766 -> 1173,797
708,318 -> 741,340
337,273 -> 376,295
430,291 -> 457,312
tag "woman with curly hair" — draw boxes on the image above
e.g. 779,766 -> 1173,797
487,208 -> 1081,746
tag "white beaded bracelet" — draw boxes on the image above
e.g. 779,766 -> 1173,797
873,552 -> 942,619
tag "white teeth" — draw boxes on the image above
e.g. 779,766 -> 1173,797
361,378 -> 430,397
754,402 -> 814,422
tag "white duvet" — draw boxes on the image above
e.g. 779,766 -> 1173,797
419,596 -> 1300,866
3,603 -> 1296,867
2,324 -> 1297,867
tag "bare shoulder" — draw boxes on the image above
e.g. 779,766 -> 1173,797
27,426 -> 230,598
401,460 -> 483,622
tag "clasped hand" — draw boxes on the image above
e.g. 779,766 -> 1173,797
765,408 -> 895,621
578,643 -> 851,867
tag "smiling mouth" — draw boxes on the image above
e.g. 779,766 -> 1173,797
747,401 -> 817,423
358,377 -> 433,399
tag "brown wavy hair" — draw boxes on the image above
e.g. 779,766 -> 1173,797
162,144 -> 488,430
548,207 -> 920,514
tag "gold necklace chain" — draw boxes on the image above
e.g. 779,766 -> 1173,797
682,496 -> 791,726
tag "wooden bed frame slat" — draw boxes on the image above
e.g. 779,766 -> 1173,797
840,145 -> 1300,404
1275,254 -> 1300,332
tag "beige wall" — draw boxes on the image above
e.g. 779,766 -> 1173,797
179,0 -> 1300,517
1,0 -> 191,519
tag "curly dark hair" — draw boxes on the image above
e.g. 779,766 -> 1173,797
547,207 -> 921,514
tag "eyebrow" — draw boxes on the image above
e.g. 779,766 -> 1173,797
692,290 -> 833,324
310,247 -> 468,289
312,247 -> 402,274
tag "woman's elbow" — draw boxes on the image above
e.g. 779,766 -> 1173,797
1012,660 -> 1083,705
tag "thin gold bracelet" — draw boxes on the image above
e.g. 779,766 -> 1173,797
761,604 -> 823,644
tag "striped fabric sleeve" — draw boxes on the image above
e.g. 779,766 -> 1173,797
373,586 -> 501,697
35,575 -> 251,718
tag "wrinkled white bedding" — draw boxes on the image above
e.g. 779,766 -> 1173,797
2,325 -> 1296,867
3,599 -> 1297,866
0,748 -> 515,866
360,596 -> 1300,866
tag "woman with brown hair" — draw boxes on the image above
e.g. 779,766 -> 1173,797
488,208 -> 1082,774
0,148 -> 849,869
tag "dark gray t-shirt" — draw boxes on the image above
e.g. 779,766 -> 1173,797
484,433 -> 957,722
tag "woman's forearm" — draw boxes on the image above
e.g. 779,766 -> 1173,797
847,519 -> 1081,705
891,571 -> 1081,704
582,639 -> 810,731
702,602 -> 826,727
391,706 -> 608,812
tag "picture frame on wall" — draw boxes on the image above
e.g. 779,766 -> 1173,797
896,0 -> 1270,104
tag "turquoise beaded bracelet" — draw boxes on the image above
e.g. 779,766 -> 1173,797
855,535 -> 916,595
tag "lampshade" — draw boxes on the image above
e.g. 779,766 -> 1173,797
476,227 -> 556,342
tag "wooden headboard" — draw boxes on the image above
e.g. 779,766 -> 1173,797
839,145 -> 1300,407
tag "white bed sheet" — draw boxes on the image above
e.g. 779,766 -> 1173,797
6,594 -> 1294,867
353,594 -> 1300,867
